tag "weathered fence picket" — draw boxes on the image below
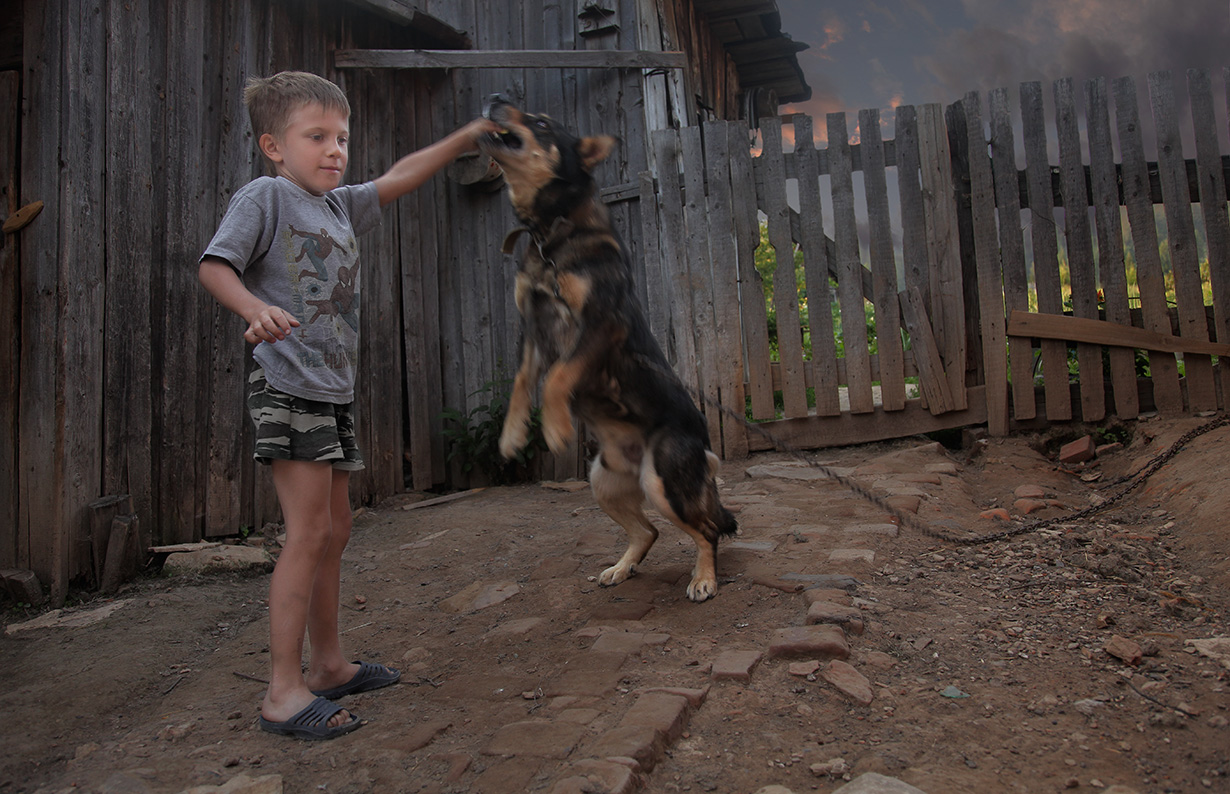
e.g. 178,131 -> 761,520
1114,76 -> 1184,415
1085,77 -> 1140,419
1151,71 -> 1218,412
1020,81 -> 1073,421
1192,68 -> 1230,402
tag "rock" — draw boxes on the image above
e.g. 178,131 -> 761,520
860,651 -> 896,670
979,508 -> 1011,522
727,540 -> 778,552
163,545 -> 273,575
810,758 -> 849,776
1095,442 -> 1123,456
1104,635 -> 1143,665
1013,484 -> 1047,499
0,568 -> 45,606
829,549 -> 875,564
832,773 -> 929,793
788,660 -> 821,676
780,573 -> 861,590
895,473 -> 942,485
485,617 -> 545,638
842,523 -> 900,538
177,774 -> 283,794
1073,699 -> 1105,716
754,787 -> 798,794
821,660 -> 873,705
541,480 -> 589,492
440,581 -> 521,614
5,599 -> 134,636
884,495 -> 921,514
1185,636 -> 1230,669
746,463 -> 835,481
1059,435 -> 1096,464
924,462 -> 959,475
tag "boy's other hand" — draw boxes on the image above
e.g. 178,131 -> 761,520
245,305 -> 301,345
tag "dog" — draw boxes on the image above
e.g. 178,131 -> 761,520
479,95 -> 737,602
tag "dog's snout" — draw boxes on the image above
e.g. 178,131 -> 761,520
483,93 -> 511,121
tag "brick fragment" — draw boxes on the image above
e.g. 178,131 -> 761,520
483,720 -> 585,759
711,649 -> 763,681
821,660 -> 874,705
585,726 -> 661,771
1104,634 -> 1143,666
633,686 -> 709,708
620,693 -> 690,745
1013,498 -> 1048,515
768,625 -> 850,660
1059,435 -> 1096,464
551,759 -> 640,794
806,600 -> 863,628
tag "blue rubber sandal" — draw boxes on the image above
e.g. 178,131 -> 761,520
258,696 -> 361,740
311,660 -> 401,700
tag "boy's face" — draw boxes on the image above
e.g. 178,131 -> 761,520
260,102 -> 350,195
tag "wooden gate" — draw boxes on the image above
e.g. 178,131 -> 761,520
641,111 -> 985,457
640,69 -> 1230,457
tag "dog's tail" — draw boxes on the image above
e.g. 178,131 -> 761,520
653,431 -> 739,542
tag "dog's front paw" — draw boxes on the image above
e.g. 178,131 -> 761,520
499,422 -> 528,460
598,562 -> 635,587
686,576 -> 718,602
542,411 -> 575,453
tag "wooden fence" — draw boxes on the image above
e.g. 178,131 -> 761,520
641,68 -> 1230,455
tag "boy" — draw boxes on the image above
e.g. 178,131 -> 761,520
200,71 -> 496,739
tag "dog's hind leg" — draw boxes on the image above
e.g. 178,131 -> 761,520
590,452 -> 658,588
641,440 -> 732,602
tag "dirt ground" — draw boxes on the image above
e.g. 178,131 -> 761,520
3,416 -> 1229,794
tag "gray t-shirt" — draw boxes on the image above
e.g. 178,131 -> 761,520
203,176 -> 381,403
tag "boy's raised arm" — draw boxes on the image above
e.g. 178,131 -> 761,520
373,118 -> 499,206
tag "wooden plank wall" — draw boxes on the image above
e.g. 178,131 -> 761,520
4,0 -> 753,597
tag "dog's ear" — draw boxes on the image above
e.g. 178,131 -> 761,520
577,135 -> 617,170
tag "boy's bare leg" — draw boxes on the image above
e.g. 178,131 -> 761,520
261,460 -> 351,728
304,468 -> 363,691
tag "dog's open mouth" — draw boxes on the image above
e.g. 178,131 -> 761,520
488,127 -> 522,150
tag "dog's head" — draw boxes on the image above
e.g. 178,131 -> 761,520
479,94 -> 616,226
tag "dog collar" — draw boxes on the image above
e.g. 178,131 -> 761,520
502,217 -> 576,257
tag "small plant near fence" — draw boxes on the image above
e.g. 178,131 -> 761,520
440,380 -> 547,485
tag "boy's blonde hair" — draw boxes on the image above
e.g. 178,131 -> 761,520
244,71 -> 350,144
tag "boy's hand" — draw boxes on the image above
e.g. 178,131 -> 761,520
461,118 -> 501,151
245,305 -> 300,345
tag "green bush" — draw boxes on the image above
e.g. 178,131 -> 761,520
440,380 -> 547,485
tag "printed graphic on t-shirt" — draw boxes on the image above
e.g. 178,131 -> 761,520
280,224 -> 360,369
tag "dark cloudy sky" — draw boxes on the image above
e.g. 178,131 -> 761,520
776,0 -> 1230,141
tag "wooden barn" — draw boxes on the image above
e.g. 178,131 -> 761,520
0,0 -> 811,603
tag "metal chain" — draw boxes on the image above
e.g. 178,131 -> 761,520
631,353 -> 1230,546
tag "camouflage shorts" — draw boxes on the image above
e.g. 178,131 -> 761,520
247,368 -> 365,471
